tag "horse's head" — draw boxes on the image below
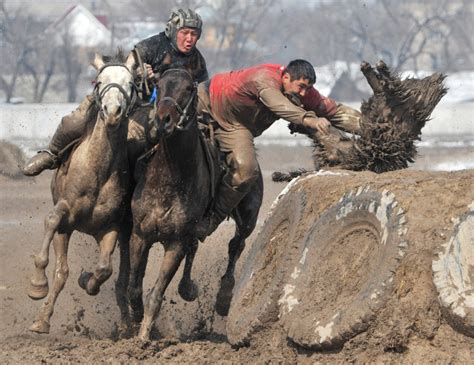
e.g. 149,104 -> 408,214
92,51 -> 136,129
150,65 -> 197,140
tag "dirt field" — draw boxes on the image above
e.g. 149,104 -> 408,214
1,144 -> 473,363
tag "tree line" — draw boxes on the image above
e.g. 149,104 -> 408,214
0,0 -> 472,103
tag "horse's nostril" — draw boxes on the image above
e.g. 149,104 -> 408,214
103,105 -> 108,115
116,105 -> 122,116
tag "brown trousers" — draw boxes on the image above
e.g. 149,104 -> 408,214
48,95 -> 97,154
198,82 -> 260,191
198,83 -> 361,190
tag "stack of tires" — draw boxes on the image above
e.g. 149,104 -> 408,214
226,169 -> 473,351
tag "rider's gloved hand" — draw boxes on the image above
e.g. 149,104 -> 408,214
303,116 -> 331,135
137,63 -> 155,80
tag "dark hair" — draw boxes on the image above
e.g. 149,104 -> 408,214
284,59 -> 316,84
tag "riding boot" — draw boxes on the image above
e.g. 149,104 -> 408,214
195,179 -> 248,241
22,95 -> 96,176
22,150 -> 59,176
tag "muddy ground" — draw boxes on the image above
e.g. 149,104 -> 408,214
1,144 -> 473,363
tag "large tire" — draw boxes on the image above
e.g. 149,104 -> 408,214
226,177 -> 309,346
279,187 -> 408,350
432,206 -> 474,338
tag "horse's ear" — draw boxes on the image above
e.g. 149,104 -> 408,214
125,52 -> 136,72
91,53 -> 105,70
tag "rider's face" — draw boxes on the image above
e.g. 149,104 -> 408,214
282,73 -> 313,99
176,27 -> 200,53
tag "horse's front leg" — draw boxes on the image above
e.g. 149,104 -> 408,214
28,202 -> 68,300
115,217 -> 132,335
215,232 -> 246,316
78,229 -> 118,295
178,238 -> 199,302
30,232 -> 71,333
128,231 -> 151,323
138,240 -> 185,341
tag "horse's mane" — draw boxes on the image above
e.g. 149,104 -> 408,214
102,48 -> 127,64
155,62 -> 190,78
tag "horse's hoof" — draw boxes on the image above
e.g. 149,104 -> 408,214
29,320 -> 50,334
178,279 -> 199,302
131,308 -> 144,323
215,276 -> 235,316
119,324 -> 132,339
78,271 -> 100,295
112,321 -> 132,340
28,282 -> 49,300
78,271 -> 91,290
138,330 -> 151,344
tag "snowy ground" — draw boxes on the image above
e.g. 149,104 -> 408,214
1,100 -> 472,171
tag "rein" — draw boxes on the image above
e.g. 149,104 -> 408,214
132,48 -> 151,96
137,68 -> 197,162
159,86 -> 197,130
154,68 -> 197,130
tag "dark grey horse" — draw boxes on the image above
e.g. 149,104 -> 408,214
127,66 -> 263,341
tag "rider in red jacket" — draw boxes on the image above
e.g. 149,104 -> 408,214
195,59 -> 361,240
207,63 -> 340,136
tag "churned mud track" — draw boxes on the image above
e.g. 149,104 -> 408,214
1,144 -> 473,363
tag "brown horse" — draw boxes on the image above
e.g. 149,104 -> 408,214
127,66 -> 264,341
28,51 -> 137,333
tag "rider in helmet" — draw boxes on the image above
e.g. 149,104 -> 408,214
134,8 -> 208,86
23,9 -> 208,176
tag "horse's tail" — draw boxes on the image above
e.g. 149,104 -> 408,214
271,168 -> 309,182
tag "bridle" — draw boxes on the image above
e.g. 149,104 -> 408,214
93,63 -> 139,118
137,68 -> 197,162
155,68 -> 197,131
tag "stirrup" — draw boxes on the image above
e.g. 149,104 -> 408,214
38,150 -> 59,167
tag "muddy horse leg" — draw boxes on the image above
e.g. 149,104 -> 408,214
178,238 -> 199,302
128,232 -> 151,323
215,232 -> 246,316
29,202 -> 68,300
78,229 -> 118,295
215,178 -> 263,316
30,232 -> 70,333
115,219 -> 132,334
138,240 -> 185,341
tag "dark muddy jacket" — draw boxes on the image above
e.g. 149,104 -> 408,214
134,32 -> 208,83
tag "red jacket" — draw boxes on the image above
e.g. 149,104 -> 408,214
208,63 -> 337,136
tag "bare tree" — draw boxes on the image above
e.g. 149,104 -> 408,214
0,1 -> 60,103
332,0 -> 468,73
204,0 -> 277,71
434,0 -> 473,71
20,25 -> 58,102
55,19 -> 87,102
129,0 -> 206,22
0,1 -> 32,102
